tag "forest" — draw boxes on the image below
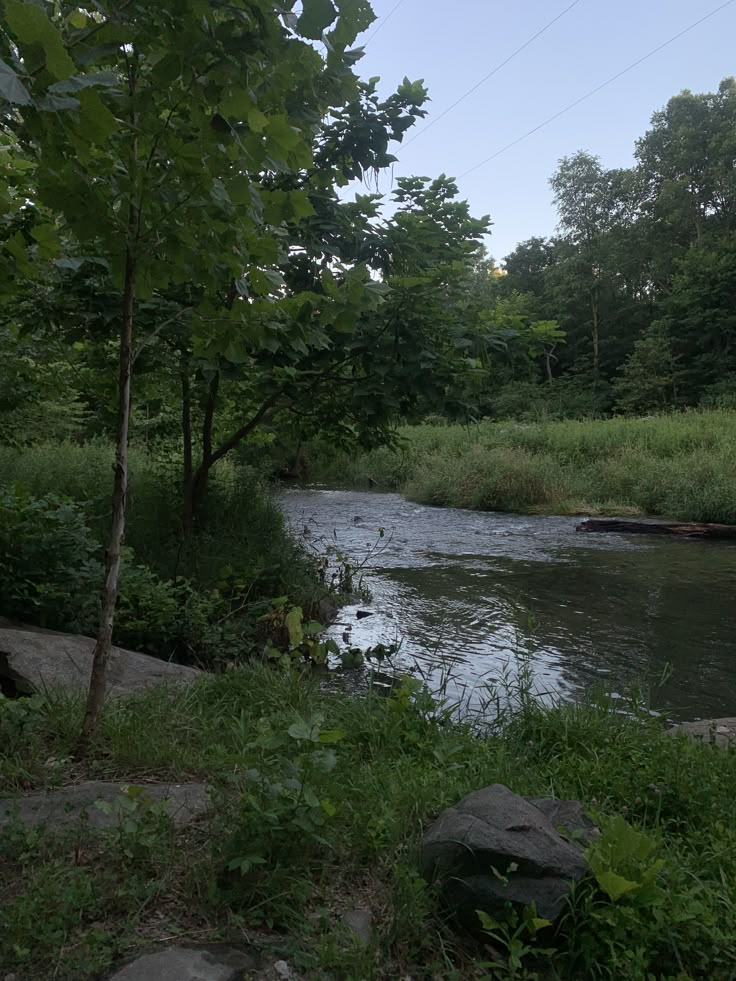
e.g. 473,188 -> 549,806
1,2 -> 736,980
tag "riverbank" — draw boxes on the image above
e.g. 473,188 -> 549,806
2,666 -> 735,980
300,411 -> 736,523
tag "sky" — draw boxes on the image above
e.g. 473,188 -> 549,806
349,0 -> 736,261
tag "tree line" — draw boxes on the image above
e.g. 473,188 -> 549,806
487,77 -> 736,418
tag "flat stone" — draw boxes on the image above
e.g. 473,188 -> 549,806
0,781 -> 209,832
341,907 -> 373,945
107,944 -> 256,981
668,717 -> 736,749
0,624 -> 201,699
420,784 -> 590,928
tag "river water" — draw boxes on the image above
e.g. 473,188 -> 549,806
280,488 -> 736,722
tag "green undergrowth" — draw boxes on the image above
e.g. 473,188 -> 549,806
301,410 -> 736,522
1,668 -> 735,979
0,442 -> 328,665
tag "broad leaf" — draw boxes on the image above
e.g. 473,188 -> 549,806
0,58 -> 32,105
5,0 -> 75,80
49,71 -> 119,94
297,0 -> 337,39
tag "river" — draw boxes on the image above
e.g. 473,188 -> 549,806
280,488 -> 736,722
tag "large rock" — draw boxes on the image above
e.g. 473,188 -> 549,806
420,785 -> 592,928
106,946 -> 304,981
668,717 -> 736,750
0,781 -> 210,832
0,624 -> 201,698
107,944 -> 256,981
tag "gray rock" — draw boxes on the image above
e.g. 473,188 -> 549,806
0,624 -> 201,699
668,717 -> 736,750
528,797 -> 600,847
107,944 -> 256,981
420,784 -> 590,927
0,781 -> 210,832
341,907 -> 373,945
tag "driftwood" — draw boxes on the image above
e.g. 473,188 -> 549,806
576,518 -> 736,540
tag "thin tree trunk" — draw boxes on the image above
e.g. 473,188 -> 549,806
181,355 -> 193,489
77,207 -> 138,754
590,294 -> 600,378
77,61 -> 139,755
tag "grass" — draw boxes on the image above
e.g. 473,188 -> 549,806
302,410 -> 736,523
2,668 -> 735,979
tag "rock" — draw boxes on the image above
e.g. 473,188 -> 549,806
420,784 -> 591,928
528,797 -> 600,847
107,944 -> 256,981
341,907 -> 373,945
0,624 -> 201,698
668,717 -> 736,749
355,610 -> 373,620
0,781 -> 210,832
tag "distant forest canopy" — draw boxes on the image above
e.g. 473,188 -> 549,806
490,76 -> 736,420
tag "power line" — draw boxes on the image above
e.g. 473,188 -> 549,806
458,0 -> 736,179
402,0 -> 584,150
364,0 -> 407,46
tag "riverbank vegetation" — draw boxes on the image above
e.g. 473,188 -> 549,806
300,410 -> 736,522
1,2 -> 735,977
2,668 -> 736,980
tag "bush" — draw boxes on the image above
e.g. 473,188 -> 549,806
0,488 -> 101,632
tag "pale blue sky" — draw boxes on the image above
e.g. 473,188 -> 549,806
352,0 -> 736,260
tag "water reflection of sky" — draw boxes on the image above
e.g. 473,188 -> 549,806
281,488 -> 736,721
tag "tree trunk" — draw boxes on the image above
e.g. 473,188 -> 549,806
77,208 -> 138,754
590,294 -> 600,378
181,355 -> 193,491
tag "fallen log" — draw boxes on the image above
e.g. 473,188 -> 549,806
576,518 -> 736,540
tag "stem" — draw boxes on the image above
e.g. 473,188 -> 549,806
77,61 -> 139,756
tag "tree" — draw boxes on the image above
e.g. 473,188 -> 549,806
1,0 -> 386,748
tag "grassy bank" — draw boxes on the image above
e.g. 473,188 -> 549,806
0,442 -> 327,665
303,411 -> 736,522
1,668 -> 734,979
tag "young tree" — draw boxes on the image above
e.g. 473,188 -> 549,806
1,0 -> 383,748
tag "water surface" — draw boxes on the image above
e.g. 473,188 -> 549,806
280,489 -> 736,721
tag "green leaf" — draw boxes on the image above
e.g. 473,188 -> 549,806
248,108 -> 268,133
49,71 -> 119,94
595,870 -> 640,902
30,222 -> 60,258
318,729 -> 346,743
320,798 -> 337,817
287,717 -> 316,742
36,93 -> 80,111
0,57 -> 32,105
296,0 -> 337,40
79,91 -> 118,143
5,0 -> 75,80
67,10 -> 87,29
285,605 -> 304,647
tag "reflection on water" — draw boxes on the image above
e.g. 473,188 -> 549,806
280,488 -> 736,721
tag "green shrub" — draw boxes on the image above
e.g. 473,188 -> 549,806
0,487 -> 101,632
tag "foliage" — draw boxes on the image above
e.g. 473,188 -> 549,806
1,667 -> 735,979
300,411 -> 736,522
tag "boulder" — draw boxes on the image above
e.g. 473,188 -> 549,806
420,784 -> 592,928
107,944 -> 256,981
668,717 -> 736,750
0,624 -> 201,698
0,781 -> 210,832
528,797 -> 600,847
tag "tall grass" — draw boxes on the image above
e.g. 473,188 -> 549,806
0,440 -> 319,604
304,411 -> 736,522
